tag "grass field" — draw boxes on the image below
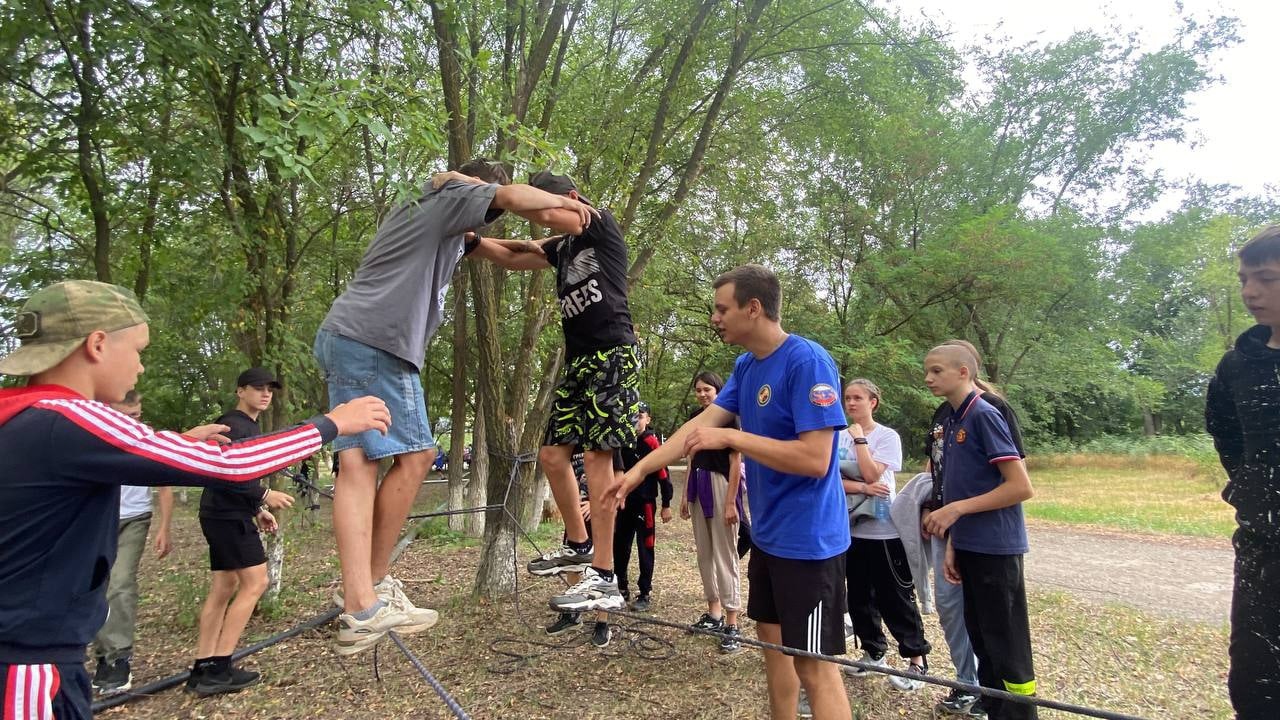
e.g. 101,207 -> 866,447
1025,453 -> 1236,538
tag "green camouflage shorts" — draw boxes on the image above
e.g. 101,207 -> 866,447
544,345 -> 641,451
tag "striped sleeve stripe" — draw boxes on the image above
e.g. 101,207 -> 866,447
38,399 -> 321,480
988,455 -> 1022,464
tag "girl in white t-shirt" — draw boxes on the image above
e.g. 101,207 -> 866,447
838,379 -> 931,690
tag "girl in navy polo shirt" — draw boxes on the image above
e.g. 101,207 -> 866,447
922,345 -> 1038,720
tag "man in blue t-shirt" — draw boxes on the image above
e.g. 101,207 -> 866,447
922,344 -> 1037,720
615,264 -> 852,720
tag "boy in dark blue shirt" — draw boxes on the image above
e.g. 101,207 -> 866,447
923,344 -> 1036,720
1206,224 -> 1280,720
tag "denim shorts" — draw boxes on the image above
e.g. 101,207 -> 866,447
313,328 -> 435,460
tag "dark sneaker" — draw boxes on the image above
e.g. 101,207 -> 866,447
590,621 -> 612,648
938,688 -> 982,715
689,613 -> 724,633
544,612 -> 582,636
630,594 -> 651,612
719,624 -> 742,654
549,567 -> 625,612
184,662 -> 209,692
888,662 -> 928,691
527,544 -> 593,576
193,666 -> 260,697
92,658 -> 131,697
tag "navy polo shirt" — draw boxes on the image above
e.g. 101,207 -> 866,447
940,390 -> 1027,555
715,334 -> 850,560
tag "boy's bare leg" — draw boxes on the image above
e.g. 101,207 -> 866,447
213,564 -> 269,655
795,655 -> 851,720
539,444 -> 589,543
196,571 -> 238,657
759,622 -> 800,718
582,449 -> 617,570
369,449 -> 434,580
334,447 -> 379,613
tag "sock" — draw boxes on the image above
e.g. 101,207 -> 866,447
591,566 -> 614,582
209,655 -> 232,675
191,657 -> 215,673
567,537 -> 592,553
351,600 -> 386,621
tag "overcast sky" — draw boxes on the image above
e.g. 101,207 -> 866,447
889,0 -> 1278,211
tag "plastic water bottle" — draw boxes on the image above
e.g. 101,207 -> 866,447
873,497 -> 890,522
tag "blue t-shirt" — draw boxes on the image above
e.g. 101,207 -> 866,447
940,390 -> 1028,555
715,335 -> 849,560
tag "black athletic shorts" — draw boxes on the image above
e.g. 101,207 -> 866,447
199,517 -> 267,571
747,547 -> 847,656
544,345 -> 640,451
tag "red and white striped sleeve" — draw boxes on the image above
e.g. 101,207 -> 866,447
38,398 -> 338,487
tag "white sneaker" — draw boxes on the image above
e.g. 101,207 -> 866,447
331,577 -> 438,634
377,575 -> 439,634
333,603 -> 409,656
549,567 -> 625,612
844,650 -> 890,677
888,662 -> 927,691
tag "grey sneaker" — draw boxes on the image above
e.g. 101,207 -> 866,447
888,662 -> 928,691
590,621 -> 612,648
333,603 -> 410,656
630,594 -> 651,612
844,650 -> 889,677
938,687 -> 983,715
549,567 -> 625,612
797,688 -> 813,718
527,544 -> 593,576
376,576 -> 439,634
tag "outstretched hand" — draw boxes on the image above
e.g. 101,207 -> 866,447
327,396 -> 391,436
185,424 -> 231,444
682,427 -> 734,457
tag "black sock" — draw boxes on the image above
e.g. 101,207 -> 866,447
192,657 -> 215,673
567,537 -> 592,553
209,655 -> 232,675
591,566 -> 614,582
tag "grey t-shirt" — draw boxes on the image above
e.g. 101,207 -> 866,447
321,181 -> 501,370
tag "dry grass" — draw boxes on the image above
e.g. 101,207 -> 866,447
99,472 -> 1230,720
1024,454 -> 1236,538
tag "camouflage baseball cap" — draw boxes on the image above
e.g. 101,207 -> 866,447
0,280 -> 149,376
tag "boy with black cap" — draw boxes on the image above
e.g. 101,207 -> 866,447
186,367 -> 296,696
1207,224 -> 1280,720
0,280 -> 388,719
465,170 -> 639,614
316,159 -> 598,654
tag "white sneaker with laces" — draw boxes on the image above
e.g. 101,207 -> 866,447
844,650 -> 890,677
331,576 -> 438,634
549,567 -> 625,612
888,662 -> 928,691
333,603 -> 409,656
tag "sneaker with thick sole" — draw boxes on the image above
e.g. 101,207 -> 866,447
333,603 -> 410,656
719,624 -> 742,654
590,621 -> 612,648
689,613 -> 724,633
545,612 -> 583,636
527,544 -> 593,576
843,622 -> 857,643
937,688 -> 982,715
630,594 -> 651,612
797,688 -> 813,718
376,576 -> 439,634
332,577 -> 439,634
91,658 -> 131,697
549,567 -> 624,612
888,662 -> 928,691
193,666 -> 260,697
845,650 -> 890,678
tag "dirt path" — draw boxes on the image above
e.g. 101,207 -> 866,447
1025,521 -> 1233,624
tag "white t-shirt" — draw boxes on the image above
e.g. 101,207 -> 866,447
119,485 -> 152,521
837,423 -> 903,540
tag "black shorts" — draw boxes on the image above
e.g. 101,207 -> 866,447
747,548 -> 847,656
544,346 -> 640,451
199,517 -> 267,572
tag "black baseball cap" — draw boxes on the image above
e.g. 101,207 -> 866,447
637,401 -> 651,415
237,366 -> 281,389
529,171 -> 592,205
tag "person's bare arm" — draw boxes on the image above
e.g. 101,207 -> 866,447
610,405 -> 736,507
724,449 -> 743,526
470,235 -> 552,270
153,487 -> 174,558
923,459 -> 1034,536
492,185 -> 598,234
691,427 -> 834,480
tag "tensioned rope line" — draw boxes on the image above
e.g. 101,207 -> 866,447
374,632 -> 473,720
604,606 -> 1150,720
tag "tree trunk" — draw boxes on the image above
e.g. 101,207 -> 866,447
465,402 -> 488,537
447,268 -> 470,532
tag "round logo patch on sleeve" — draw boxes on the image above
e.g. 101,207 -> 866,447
809,383 -> 838,407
